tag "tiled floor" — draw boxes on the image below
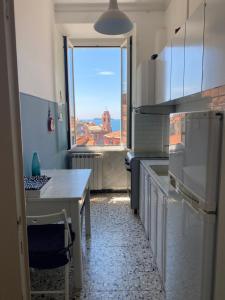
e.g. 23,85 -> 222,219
31,193 -> 165,300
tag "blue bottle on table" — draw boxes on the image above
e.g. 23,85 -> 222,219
32,152 -> 41,176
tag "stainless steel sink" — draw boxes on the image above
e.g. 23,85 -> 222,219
149,165 -> 169,176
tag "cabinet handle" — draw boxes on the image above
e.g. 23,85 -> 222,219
151,53 -> 158,60
175,27 -> 181,34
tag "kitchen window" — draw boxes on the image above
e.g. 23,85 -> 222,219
64,38 -> 132,149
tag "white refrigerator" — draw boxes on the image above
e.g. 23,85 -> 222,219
165,111 -> 223,300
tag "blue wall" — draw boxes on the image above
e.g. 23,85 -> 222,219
19,93 -> 68,176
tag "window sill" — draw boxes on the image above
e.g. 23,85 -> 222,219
68,146 -> 128,153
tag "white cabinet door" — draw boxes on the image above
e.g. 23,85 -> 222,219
171,25 -> 185,100
139,165 -> 145,224
203,0 -> 225,91
184,3 -> 205,96
139,164 -> 145,225
156,188 -> 166,282
144,173 -> 150,238
155,51 -> 164,104
148,177 -> 152,242
140,165 -> 150,239
155,42 -> 172,104
189,0 -> 205,17
150,180 -> 158,258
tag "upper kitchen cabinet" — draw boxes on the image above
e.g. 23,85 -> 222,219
189,0 -> 205,17
184,3 -> 205,96
203,0 -> 225,91
155,42 -> 172,104
171,25 -> 185,100
135,60 -> 155,107
165,0 -> 188,40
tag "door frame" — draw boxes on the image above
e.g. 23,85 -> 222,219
0,0 -> 30,299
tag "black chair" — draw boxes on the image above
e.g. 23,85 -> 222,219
27,210 -> 75,300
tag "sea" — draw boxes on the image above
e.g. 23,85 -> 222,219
80,118 -> 121,132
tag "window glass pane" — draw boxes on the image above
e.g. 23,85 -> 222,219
74,47 -> 121,146
68,47 -> 76,146
121,46 -> 127,146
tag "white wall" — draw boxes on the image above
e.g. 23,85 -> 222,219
53,24 -> 66,104
14,0 -> 56,101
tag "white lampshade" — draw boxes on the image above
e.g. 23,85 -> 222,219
94,0 -> 133,35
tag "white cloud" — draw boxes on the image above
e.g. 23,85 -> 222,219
97,71 -> 115,76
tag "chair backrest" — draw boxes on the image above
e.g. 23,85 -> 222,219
27,209 -> 72,246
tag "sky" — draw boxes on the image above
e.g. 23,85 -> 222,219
73,47 -> 122,119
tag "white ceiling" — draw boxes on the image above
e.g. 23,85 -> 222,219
54,0 -> 170,7
55,0 -> 164,3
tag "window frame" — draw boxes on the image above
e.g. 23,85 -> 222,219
63,36 -> 76,149
65,39 -> 132,150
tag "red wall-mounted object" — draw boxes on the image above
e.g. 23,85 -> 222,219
48,107 -> 55,132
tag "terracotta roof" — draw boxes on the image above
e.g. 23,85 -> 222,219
86,136 -> 95,145
104,131 -> 121,139
87,125 -> 103,133
76,136 -> 89,145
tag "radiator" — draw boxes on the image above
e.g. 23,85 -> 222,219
71,153 -> 103,190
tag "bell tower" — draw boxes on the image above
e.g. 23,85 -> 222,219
102,111 -> 112,133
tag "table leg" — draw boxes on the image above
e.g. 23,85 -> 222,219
85,187 -> 91,237
70,202 -> 83,290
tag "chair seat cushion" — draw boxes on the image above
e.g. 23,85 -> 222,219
27,224 -> 74,269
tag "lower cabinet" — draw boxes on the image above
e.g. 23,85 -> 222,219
140,164 -> 150,239
139,164 -> 145,226
156,188 -> 166,282
139,163 -> 167,284
150,180 -> 158,257
144,173 -> 150,239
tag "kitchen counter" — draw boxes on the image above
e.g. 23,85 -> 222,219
141,160 -> 170,195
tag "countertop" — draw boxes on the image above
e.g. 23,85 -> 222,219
141,160 -> 170,195
127,151 -> 169,161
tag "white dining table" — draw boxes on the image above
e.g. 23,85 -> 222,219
26,169 -> 92,290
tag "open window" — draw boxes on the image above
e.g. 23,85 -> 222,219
64,37 -> 76,148
121,37 -> 132,149
64,38 -> 132,149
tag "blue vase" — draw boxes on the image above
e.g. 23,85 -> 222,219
32,152 -> 41,176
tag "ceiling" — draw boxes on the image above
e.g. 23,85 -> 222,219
54,0 -> 168,3
54,0 -> 171,9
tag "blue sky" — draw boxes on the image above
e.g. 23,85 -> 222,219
73,47 -> 121,119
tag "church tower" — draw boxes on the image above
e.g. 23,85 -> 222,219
102,111 -> 112,133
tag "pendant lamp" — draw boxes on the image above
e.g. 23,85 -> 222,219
94,0 -> 133,35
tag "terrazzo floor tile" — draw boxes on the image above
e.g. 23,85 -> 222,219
31,193 -> 165,300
